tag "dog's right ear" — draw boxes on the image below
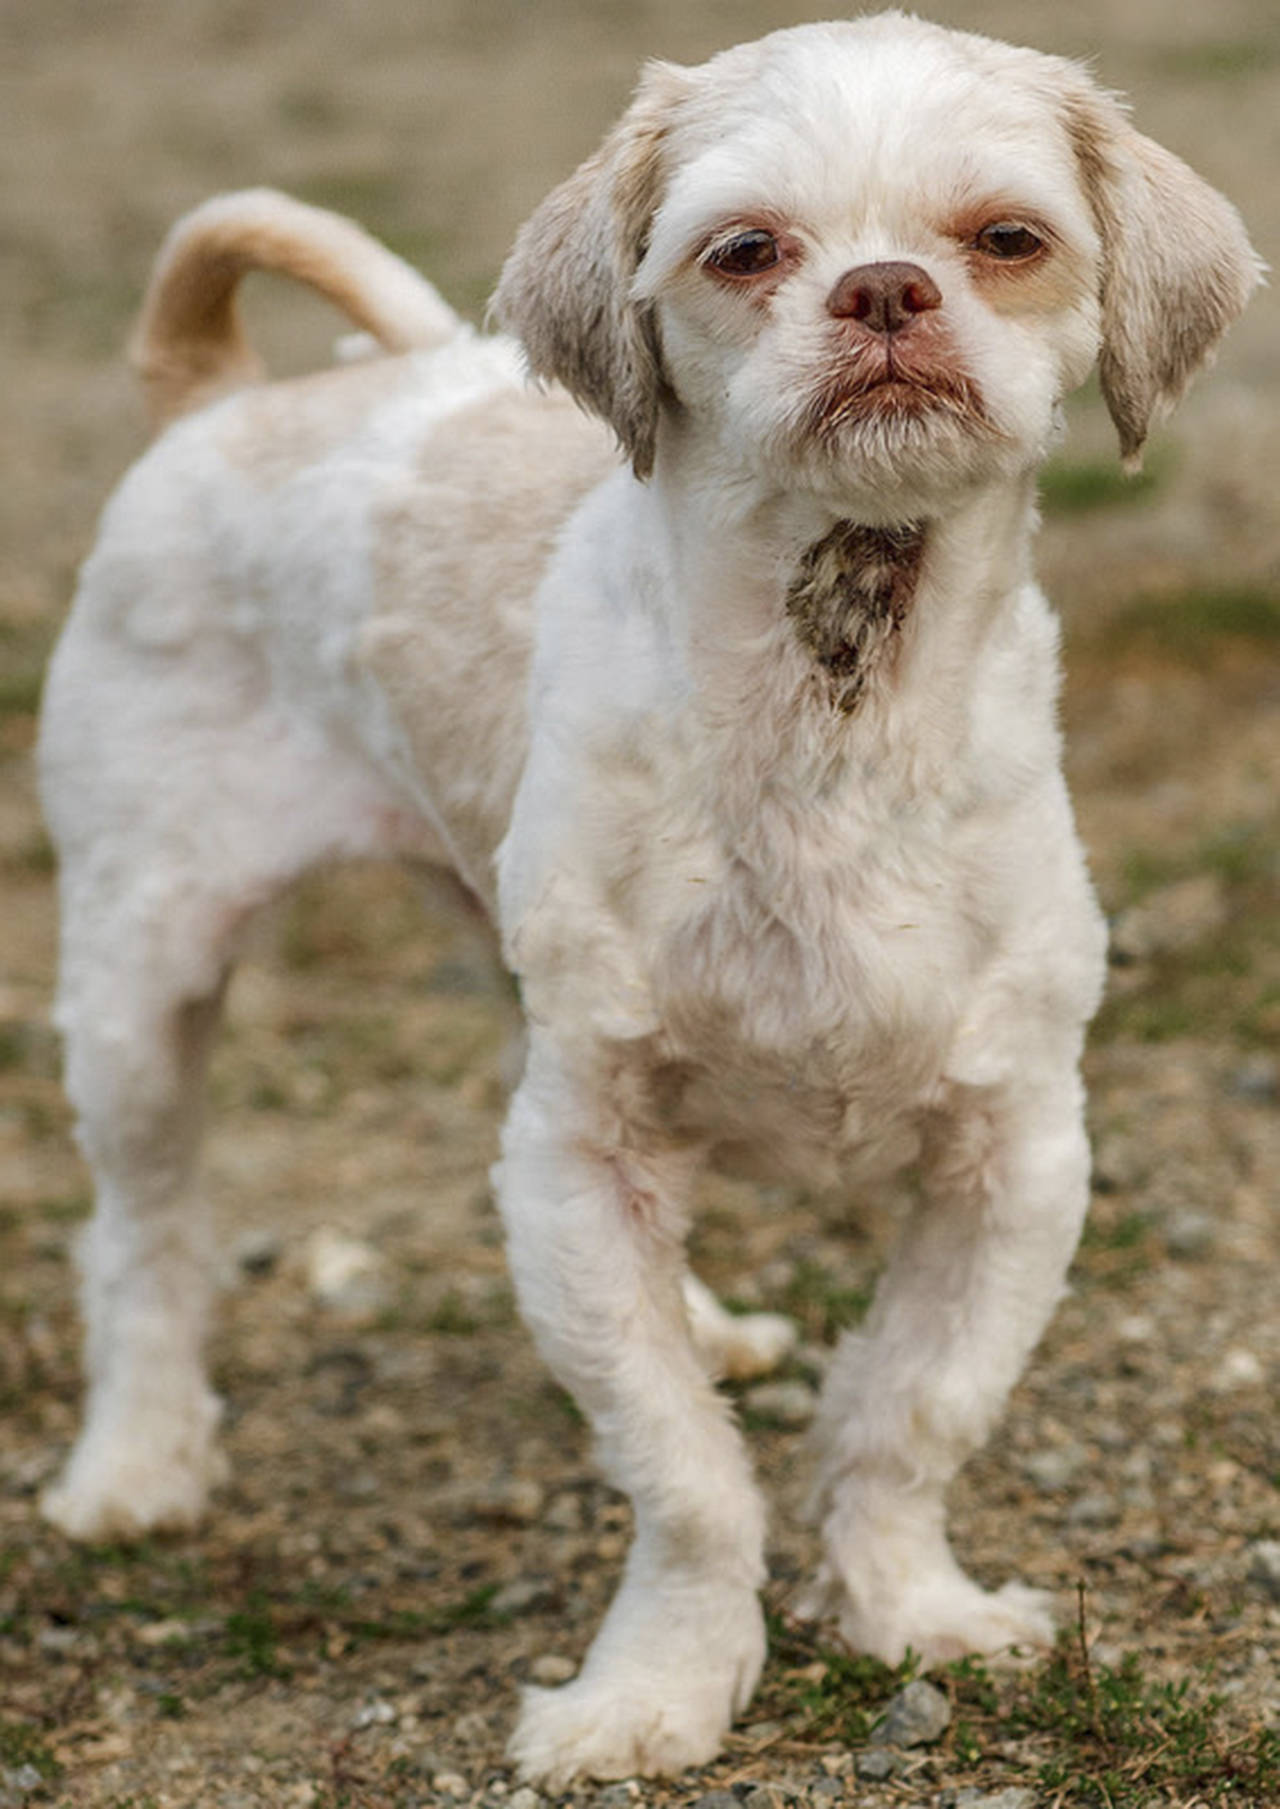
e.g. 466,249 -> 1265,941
493,61 -> 692,480
1063,85 -> 1263,471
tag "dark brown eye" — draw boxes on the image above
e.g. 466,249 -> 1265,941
705,229 -> 781,277
973,222 -> 1045,262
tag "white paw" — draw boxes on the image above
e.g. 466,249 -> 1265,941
715,1309 -> 799,1381
41,1397 -> 226,1542
798,1561 -> 1054,1666
682,1273 -> 797,1381
511,1648 -> 758,1787
509,1582 -> 765,1786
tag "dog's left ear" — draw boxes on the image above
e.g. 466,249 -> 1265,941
1065,88 -> 1263,469
493,61 -> 692,480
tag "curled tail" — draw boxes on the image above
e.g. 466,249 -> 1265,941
130,188 -> 459,429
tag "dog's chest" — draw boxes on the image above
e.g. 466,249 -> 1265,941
640,841 -> 967,1172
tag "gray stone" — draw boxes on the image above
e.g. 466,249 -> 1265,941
1110,873 -> 1227,963
854,1747 -> 902,1779
1022,1445 -> 1086,1492
1247,1539 -> 1280,1601
595,1786 -> 640,1808
1225,1054 -> 1279,1102
1,1767 -> 44,1800
939,1791 -> 1036,1809
234,1228 -> 282,1276
1067,1490 -> 1120,1527
491,1576 -> 555,1616
809,1779 -> 844,1802
1210,1347 -> 1265,1392
1162,1208 -> 1216,1258
351,1695 -> 396,1728
691,1794 -> 740,1809
871,1677 -> 951,1747
304,1227 -> 391,1318
742,1788 -> 789,1809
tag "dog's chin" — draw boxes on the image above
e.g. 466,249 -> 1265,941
780,367 -> 1015,512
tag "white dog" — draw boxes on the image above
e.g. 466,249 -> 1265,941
38,12 -> 1257,1786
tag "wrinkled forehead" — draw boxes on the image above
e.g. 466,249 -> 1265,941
640,20 -> 1097,276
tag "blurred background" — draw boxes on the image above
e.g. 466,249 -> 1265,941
1,4 -> 1277,1805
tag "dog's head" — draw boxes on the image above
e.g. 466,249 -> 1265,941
494,14 -> 1259,514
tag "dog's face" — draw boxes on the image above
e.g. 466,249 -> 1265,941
496,14 -> 1259,516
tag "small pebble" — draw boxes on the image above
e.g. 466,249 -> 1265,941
507,1789 -> 543,1809
304,1227 -> 390,1318
1022,1445 -> 1086,1492
1067,1490 -> 1119,1527
403,1747 -> 448,1777
467,1477 -> 546,1524
528,1653 -> 577,1686
1109,873 -> 1227,963
351,1696 -> 396,1729
1162,1207 -> 1215,1258
1210,1347 -> 1265,1392
3,1765 -> 45,1797
854,1747 -> 901,1779
595,1785 -> 640,1807
543,1490 -> 586,1532
234,1228 -> 282,1277
940,1791 -> 1036,1809
691,1792 -> 739,1809
490,1576 -> 555,1616
1247,1539 -> 1280,1601
810,1778 -> 844,1802
1225,1053 -> 1279,1102
871,1678 -> 951,1747
432,1773 -> 469,1798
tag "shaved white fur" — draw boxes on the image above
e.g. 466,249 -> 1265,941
38,15 -> 1257,1788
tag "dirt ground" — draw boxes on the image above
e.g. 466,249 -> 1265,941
2,3 -> 1279,1806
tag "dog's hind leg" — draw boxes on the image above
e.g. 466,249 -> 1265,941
802,1062 -> 1092,1665
40,880 -> 235,1542
38,642 -> 426,1541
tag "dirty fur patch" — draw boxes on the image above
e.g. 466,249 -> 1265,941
784,520 -> 927,713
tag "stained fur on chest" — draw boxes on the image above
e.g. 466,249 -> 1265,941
785,519 -> 926,713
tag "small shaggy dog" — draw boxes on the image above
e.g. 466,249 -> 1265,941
37,13 -> 1258,1786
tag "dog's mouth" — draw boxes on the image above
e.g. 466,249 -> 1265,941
800,340 -> 991,442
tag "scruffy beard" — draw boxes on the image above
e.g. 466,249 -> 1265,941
766,337 -> 1017,514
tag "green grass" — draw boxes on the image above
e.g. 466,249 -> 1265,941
224,1592 -> 287,1678
760,1611 -> 914,1743
757,1604 -> 1279,1807
1018,1642 -> 1280,1805
0,1719 -> 61,1780
1094,819 -> 1280,1050
1041,452 -> 1167,515
1101,585 -> 1280,660
774,1258 -> 873,1344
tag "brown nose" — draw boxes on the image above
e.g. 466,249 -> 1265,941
826,261 -> 943,334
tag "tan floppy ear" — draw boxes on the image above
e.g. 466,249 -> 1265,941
1066,90 -> 1263,469
492,61 -> 691,479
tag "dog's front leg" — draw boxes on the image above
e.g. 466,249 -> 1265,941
804,1062 -> 1091,1665
496,1035 -> 767,1786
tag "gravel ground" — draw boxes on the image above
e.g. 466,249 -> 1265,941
1,3 -> 1278,1805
